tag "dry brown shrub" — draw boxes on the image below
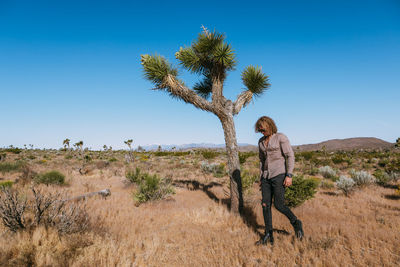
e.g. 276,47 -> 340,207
16,164 -> 37,185
0,188 -> 27,232
79,165 -> 94,175
0,187 -> 89,234
95,160 -> 110,169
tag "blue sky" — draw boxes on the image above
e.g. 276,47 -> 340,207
1,0 -> 399,149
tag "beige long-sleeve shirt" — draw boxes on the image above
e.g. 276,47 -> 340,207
258,132 -> 295,179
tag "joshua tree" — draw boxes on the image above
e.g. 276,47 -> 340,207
124,139 -> 134,163
141,27 -> 270,213
74,141 -> 84,159
63,138 -> 70,150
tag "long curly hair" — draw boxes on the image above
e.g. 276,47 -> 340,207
254,116 -> 277,136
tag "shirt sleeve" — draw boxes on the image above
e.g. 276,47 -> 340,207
279,134 -> 295,176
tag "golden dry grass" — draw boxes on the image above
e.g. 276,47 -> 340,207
1,151 -> 399,266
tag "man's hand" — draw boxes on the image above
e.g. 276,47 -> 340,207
283,176 -> 292,187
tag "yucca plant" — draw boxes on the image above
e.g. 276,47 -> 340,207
63,138 -> 70,150
124,139 -> 134,163
141,26 -> 270,213
74,141 -> 84,160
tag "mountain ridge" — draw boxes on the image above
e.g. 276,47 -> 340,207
140,137 -> 395,151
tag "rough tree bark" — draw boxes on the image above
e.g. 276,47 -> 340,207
219,112 -> 243,213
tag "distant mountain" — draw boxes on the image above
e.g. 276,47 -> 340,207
294,137 -> 394,151
140,137 -> 395,152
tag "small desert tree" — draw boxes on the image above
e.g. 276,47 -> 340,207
396,137 -> 400,148
63,138 -> 70,150
141,27 -> 270,213
124,139 -> 134,163
74,141 -> 84,160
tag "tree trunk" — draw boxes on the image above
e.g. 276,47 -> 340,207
219,113 -> 243,214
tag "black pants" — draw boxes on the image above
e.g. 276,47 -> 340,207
261,173 -> 297,232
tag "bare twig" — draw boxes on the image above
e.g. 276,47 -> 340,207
0,188 -> 27,232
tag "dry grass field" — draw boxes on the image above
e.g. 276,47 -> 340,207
0,148 -> 399,266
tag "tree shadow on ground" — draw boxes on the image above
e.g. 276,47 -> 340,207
383,194 -> 400,200
172,179 -> 290,237
382,184 -> 399,189
173,179 -> 229,205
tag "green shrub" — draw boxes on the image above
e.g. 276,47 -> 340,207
297,151 -> 315,161
84,155 -> 92,162
200,161 -> 226,177
307,167 -> 319,176
378,159 -> 389,168
153,151 -> 190,157
37,159 -> 47,164
388,172 -> 400,182
200,150 -> 218,160
318,166 -> 338,181
285,175 -> 319,208
374,170 -> 390,186
153,151 -> 169,156
134,173 -> 174,204
385,159 -> 400,173
239,152 -> 256,164
308,176 -> 321,185
34,171 -> 65,185
0,181 -> 13,188
349,169 -> 375,186
241,169 -> 258,193
126,167 -> 145,184
0,161 -> 24,173
138,154 -> 150,161
172,151 -> 191,156
311,157 -> 332,167
331,154 -> 345,164
335,175 -> 355,196
108,157 -> 118,162
64,154 -> 73,159
319,179 -> 335,189
3,148 -> 22,154
331,154 -> 352,165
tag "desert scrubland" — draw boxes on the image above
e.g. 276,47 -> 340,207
0,147 -> 399,266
